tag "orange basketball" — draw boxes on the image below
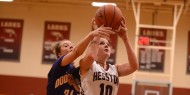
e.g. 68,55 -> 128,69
95,4 -> 123,31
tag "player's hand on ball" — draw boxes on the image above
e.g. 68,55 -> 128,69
117,17 -> 128,39
90,24 -> 115,40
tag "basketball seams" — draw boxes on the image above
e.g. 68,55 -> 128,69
95,5 -> 123,29
104,5 -> 107,26
112,17 -> 123,29
96,14 -> 102,26
96,8 -> 103,26
109,6 -> 115,27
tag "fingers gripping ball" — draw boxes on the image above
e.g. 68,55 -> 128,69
95,4 -> 123,31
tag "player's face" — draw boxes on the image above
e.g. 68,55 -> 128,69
59,40 -> 74,56
97,38 -> 111,57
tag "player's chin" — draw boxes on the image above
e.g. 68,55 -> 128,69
104,51 -> 110,57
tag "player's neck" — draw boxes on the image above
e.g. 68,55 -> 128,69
96,61 -> 108,70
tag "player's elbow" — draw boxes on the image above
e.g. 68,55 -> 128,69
134,61 -> 139,69
126,64 -> 139,76
131,62 -> 139,72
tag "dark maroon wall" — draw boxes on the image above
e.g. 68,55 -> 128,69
0,75 -> 190,95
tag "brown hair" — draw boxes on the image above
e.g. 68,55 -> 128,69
52,39 -> 68,58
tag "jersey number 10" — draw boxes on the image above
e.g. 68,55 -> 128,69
100,83 -> 113,95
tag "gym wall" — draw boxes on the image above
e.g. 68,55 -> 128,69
0,2 -> 190,95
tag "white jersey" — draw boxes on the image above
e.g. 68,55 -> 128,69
81,61 -> 119,95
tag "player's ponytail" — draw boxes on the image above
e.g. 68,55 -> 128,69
52,41 -> 61,58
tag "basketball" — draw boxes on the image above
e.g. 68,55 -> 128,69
94,4 -> 123,31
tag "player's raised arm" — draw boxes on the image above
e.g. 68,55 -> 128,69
61,25 -> 113,66
116,18 -> 139,77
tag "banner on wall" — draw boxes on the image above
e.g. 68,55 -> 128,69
0,18 -> 23,61
42,21 -> 70,64
138,28 -> 167,72
187,31 -> 190,74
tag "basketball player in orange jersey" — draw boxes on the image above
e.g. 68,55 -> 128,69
79,17 -> 139,95
47,24 -> 115,95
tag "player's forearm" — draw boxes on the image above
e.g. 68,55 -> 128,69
123,37 -> 139,71
72,33 -> 94,57
80,37 -> 100,74
89,37 -> 100,58
60,33 -> 94,66
73,84 -> 80,92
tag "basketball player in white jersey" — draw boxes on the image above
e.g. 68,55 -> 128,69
79,18 -> 139,95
